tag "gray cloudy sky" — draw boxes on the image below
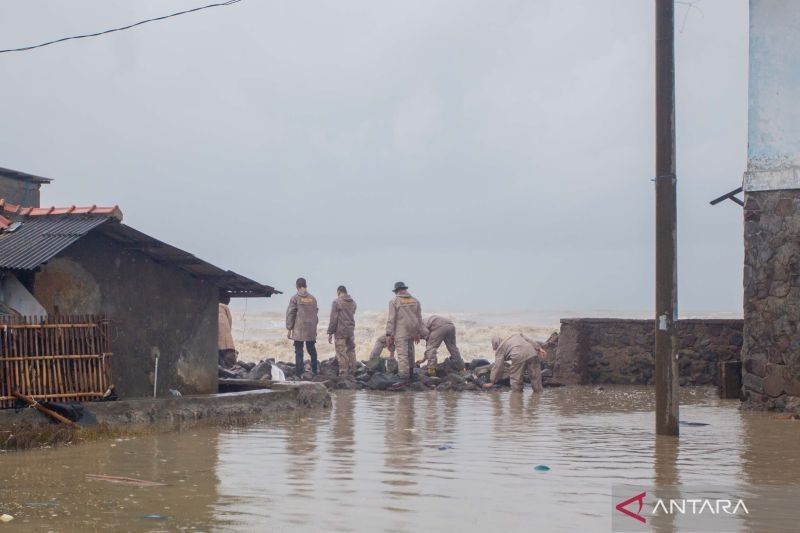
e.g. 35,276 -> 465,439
0,0 -> 748,313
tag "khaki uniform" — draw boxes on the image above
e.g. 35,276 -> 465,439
370,335 -> 397,359
218,304 -> 235,351
286,289 -> 319,341
385,292 -> 423,379
490,333 -> 543,392
422,315 -> 464,369
218,303 -> 237,367
370,335 -> 417,360
327,294 -> 357,375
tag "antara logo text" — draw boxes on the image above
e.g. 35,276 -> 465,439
615,491 -> 749,524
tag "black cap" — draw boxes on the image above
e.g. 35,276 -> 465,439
393,281 -> 408,292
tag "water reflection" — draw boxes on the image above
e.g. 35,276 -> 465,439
382,394 -> 419,511
651,436 -> 679,533
2,388 -> 800,532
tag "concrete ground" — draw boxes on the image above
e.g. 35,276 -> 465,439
0,382 -> 330,451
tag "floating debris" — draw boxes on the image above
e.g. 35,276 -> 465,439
86,474 -> 167,487
142,514 -> 169,520
534,465 -> 550,472
0,514 -> 13,523
679,421 -> 710,427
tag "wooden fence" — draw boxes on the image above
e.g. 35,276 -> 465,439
0,315 -> 112,409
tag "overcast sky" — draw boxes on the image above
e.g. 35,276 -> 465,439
0,0 -> 748,314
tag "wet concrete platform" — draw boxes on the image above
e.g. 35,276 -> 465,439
0,382 -> 330,450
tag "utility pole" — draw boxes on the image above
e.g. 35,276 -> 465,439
655,0 -> 679,436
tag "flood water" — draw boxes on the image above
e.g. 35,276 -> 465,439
1,387 -> 799,532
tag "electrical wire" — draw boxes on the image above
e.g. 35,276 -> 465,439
0,0 -> 242,54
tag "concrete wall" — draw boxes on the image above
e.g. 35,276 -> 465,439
0,176 -> 40,207
32,231 -> 219,399
553,318 -> 743,386
741,1 -> 800,412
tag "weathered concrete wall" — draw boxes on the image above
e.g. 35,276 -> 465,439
33,230 -> 219,399
741,1 -> 800,413
745,1 -> 800,185
0,176 -> 40,207
553,318 -> 743,386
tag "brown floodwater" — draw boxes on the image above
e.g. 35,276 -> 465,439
1,387 -> 799,532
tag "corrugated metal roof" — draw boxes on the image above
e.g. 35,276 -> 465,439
0,166 -> 52,184
0,201 -> 279,297
0,214 -> 112,270
100,223 -> 279,297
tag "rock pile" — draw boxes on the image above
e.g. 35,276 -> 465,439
220,331 -> 564,393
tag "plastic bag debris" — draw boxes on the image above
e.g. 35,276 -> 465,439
271,364 -> 286,382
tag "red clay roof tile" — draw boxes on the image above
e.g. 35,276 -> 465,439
0,198 -> 122,221
0,199 -> 122,221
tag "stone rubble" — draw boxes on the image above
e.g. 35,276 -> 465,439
220,332 -> 563,392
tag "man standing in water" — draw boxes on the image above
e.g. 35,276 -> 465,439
385,281 -> 423,381
420,315 -> 465,374
483,334 -> 546,392
327,285 -> 357,376
286,277 -> 320,377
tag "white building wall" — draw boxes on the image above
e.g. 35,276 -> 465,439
745,0 -> 800,191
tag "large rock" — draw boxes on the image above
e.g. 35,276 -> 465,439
422,376 -> 442,387
473,365 -> 492,379
367,373 -> 404,390
365,356 -> 385,373
469,358 -> 491,370
247,361 -> 272,381
743,372 -> 765,394
763,364 -> 788,398
446,373 -> 466,385
336,378 -> 359,390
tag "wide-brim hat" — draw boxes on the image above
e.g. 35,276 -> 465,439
393,281 -> 408,292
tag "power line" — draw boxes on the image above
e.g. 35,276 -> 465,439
0,0 -> 242,55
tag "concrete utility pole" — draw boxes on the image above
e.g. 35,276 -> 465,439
654,0 -> 679,436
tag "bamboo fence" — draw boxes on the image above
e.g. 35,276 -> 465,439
0,315 -> 112,408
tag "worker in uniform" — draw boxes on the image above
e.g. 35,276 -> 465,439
370,335 -> 396,359
286,277 -> 320,377
483,334 -> 546,392
385,281 -> 423,381
327,285 -> 357,376
420,315 -> 465,374
218,294 -> 237,368
371,334 -> 421,361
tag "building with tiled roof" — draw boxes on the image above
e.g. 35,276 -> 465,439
0,167 -> 279,399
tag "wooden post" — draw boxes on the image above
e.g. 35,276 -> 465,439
655,0 -> 679,436
719,361 -> 743,399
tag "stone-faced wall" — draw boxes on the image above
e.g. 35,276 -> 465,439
32,230 -> 219,399
742,190 -> 800,412
553,318 -> 743,386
